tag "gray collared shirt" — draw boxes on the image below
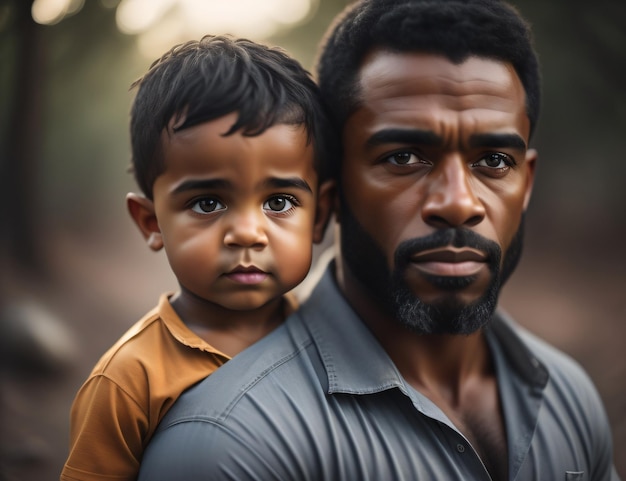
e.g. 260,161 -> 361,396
139,265 -> 619,481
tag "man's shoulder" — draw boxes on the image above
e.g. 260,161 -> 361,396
138,311 -> 332,480
156,311 -> 319,427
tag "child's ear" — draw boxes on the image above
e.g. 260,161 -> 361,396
313,180 -> 336,244
126,193 -> 163,251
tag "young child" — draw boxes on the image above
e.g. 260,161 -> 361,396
61,35 -> 335,481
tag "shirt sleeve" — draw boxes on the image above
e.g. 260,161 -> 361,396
550,352 -> 621,481
61,374 -> 148,481
585,380 -> 621,481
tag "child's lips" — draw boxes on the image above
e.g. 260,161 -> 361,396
224,265 -> 269,285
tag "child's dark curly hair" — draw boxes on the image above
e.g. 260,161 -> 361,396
130,35 -> 335,198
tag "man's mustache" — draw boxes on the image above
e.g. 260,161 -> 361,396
394,229 -> 502,271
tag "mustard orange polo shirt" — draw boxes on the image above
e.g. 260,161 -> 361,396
61,293 -> 295,481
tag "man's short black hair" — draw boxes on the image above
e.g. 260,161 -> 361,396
130,35 -> 334,199
316,0 -> 541,145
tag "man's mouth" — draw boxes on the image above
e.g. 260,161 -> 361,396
225,265 -> 269,285
409,247 -> 488,277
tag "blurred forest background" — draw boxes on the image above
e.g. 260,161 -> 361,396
0,0 -> 624,479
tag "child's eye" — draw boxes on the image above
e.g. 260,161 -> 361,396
263,195 -> 297,213
191,198 -> 226,214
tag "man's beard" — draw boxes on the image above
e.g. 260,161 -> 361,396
339,198 -> 524,335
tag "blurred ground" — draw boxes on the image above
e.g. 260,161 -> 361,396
0,215 -> 624,480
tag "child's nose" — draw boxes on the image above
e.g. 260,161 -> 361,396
223,209 -> 269,249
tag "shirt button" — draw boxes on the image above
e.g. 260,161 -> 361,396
456,443 -> 465,453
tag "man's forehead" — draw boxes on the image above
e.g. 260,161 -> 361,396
357,49 -> 522,97
343,49 -> 531,144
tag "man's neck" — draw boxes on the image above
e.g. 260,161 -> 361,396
335,257 -> 493,404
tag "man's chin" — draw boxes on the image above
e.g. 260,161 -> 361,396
390,278 -> 498,335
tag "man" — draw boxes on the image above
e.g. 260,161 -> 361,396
137,0 -> 620,479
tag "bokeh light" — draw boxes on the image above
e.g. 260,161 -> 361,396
115,0 -> 318,57
30,0 -> 318,57
31,0 -> 85,25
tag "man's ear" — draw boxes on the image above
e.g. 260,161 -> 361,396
333,184 -> 341,224
126,193 -> 163,251
313,180 -> 336,244
523,148 -> 538,211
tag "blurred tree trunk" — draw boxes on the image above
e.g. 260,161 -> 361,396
1,0 -> 46,275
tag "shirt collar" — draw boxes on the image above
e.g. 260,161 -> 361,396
157,293 -> 230,357
486,310 -> 550,389
299,263 -> 406,395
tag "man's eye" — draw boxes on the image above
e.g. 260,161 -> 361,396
474,153 -> 512,169
263,195 -> 296,213
191,198 -> 225,214
384,152 -> 422,166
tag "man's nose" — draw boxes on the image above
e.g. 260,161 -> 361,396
421,156 -> 486,228
223,209 -> 269,249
